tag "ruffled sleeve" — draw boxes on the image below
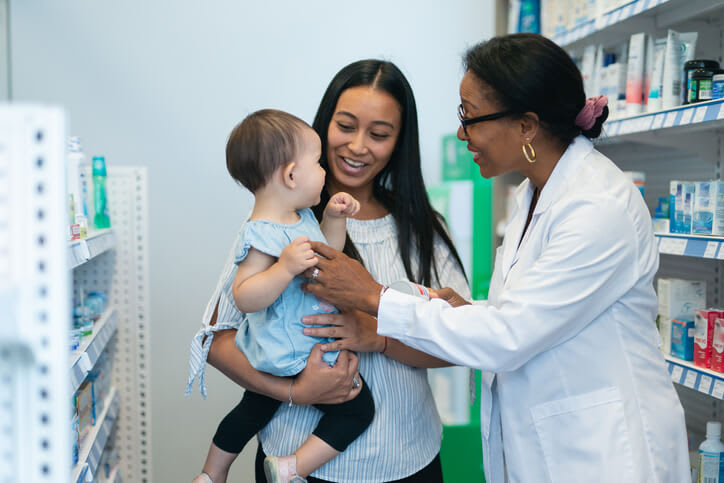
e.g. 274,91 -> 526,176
234,220 -> 290,264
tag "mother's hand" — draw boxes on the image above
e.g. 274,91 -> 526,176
302,309 -> 385,353
303,241 -> 383,315
292,344 -> 362,405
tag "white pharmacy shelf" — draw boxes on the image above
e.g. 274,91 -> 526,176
69,229 -> 115,269
72,388 -> 121,483
667,356 -> 724,400
656,233 -> 724,259
70,308 -> 118,394
554,0 -> 723,49
603,99 -> 724,141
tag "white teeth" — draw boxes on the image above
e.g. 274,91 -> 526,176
343,157 -> 365,168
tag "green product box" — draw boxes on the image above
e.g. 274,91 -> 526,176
442,134 -> 477,181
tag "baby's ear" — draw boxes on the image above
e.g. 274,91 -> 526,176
281,162 -> 296,189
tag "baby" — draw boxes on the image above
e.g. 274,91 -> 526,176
193,109 -> 374,483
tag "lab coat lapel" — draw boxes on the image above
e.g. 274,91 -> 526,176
499,181 -> 534,284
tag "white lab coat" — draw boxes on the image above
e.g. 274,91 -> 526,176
378,136 -> 689,482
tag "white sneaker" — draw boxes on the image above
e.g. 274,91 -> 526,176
192,473 -> 213,483
263,455 -> 307,483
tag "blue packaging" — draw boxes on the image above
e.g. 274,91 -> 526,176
713,73 -> 724,100
671,318 -> 695,360
693,181 -> 714,234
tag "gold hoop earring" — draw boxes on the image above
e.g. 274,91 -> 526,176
522,143 -> 536,163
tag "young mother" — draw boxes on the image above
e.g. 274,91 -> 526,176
187,59 -> 470,482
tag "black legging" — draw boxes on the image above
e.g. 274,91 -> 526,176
254,442 -> 444,482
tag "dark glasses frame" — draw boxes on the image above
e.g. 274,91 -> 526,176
457,104 -> 511,135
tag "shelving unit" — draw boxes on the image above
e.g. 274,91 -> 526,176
1,105 -> 151,482
554,0 -> 723,50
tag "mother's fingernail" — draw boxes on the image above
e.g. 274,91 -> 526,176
302,316 -> 310,323
303,329 -> 311,335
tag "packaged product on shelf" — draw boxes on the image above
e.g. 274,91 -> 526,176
693,181 -> 715,235
713,71 -> 724,100
652,196 -> 670,233
74,303 -> 93,338
657,277 -> 706,355
684,60 -> 719,104
84,291 -> 107,320
711,318 -> 724,373
67,137 -> 89,237
70,327 -> 81,352
92,156 -> 111,229
670,317 -> 695,360
671,181 -> 695,234
623,171 -> 645,197
694,309 -> 721,368
712,181 -> 724,236
662,30 -> 698,109
698,422 -> 724,480
625,33 -> 646,115
646,38 -> 667,112
71,407 -> 79,466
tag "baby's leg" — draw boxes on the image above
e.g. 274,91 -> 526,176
198,391 -> 282,482
297,375 -> 375,477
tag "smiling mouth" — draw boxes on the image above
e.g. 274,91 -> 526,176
342,157 -> 367,168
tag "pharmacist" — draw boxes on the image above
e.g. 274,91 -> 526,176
302,34 -> 689,483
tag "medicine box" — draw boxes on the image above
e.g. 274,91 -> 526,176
694,309 -> 721,368
711,318 -> 724,373
671,318 -> 695,360
657,278 -> 706,355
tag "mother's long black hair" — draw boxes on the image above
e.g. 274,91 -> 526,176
312,59 -> 466,286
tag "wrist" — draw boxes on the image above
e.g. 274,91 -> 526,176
366,283 -> 386,315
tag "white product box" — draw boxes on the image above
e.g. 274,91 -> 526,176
657,278 -> 707,355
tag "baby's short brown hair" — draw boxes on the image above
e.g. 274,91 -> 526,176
226,109 -> 311,192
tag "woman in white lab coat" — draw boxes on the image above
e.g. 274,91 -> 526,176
302,34 -> 690,482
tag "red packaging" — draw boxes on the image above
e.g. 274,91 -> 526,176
710,317 -> 724,373
694,309 -> 721,368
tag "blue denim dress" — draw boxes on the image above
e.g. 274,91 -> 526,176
233,208 -> 340,376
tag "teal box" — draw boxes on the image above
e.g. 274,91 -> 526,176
671,318 -> 695,360
442,134 -> 476,181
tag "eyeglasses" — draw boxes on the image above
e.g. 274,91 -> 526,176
457,104 -> 510,135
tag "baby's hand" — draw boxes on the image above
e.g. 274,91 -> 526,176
325,192 -> 360,219
279,236 -> 317,277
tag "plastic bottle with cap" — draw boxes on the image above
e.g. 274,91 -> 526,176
698,421 -> 724,482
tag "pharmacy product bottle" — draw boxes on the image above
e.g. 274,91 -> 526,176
92,156 -> 111,229
388,280 -> 430,300
699,421 -> 724,482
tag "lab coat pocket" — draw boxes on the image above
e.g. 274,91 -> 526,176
530,386 -> 635,483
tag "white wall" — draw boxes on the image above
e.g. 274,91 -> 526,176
11,1 -> 494,481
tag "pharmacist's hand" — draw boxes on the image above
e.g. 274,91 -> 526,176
324,192 -> 360,219
429,287 -> 471,308
279,236 -> 317,277
302,241 -> 382,314
302,309 -> 384,353
292,345 -> 361,405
